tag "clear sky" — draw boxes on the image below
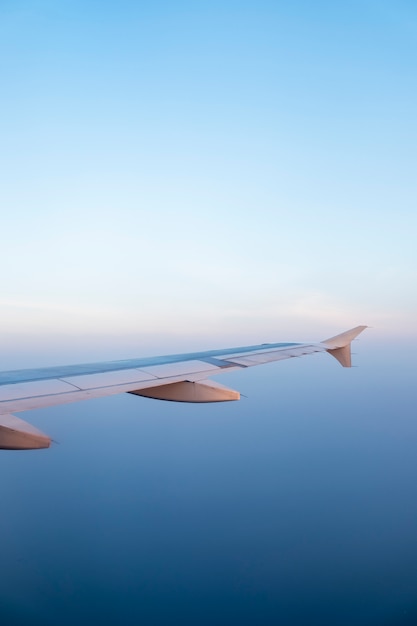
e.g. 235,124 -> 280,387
1,0 -> 416,350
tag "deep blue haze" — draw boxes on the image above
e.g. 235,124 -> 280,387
1,338 -> 416,625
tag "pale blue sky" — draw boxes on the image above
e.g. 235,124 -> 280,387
1,0 -> 416,348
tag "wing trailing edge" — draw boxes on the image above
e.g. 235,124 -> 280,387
0,325 -> 368,449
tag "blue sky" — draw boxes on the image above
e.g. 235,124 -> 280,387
1,0 -> 416,350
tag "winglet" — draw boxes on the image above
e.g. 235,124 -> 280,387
321,325 -> 367,368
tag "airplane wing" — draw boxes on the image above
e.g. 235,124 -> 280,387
0,325 -> 367,450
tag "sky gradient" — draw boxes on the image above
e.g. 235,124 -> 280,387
1,0 -> 416,347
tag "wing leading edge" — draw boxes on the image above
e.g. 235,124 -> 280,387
0,326 -> 367,450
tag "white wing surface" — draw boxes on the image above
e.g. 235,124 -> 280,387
0,326 -> 367,450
